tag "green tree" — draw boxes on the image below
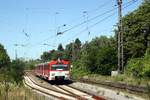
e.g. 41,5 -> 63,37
122,0 -> 150,63
0,44 -> 11,100
10,59 -> 25,84
73,36 -> 117,75
65,42 -> 73,61
0,44 -> 10,69
126,50 -> 150,78
74,38 -> 81,61
74,38 -> 81,49
41,51 -> 51,61
57,44 -> 64,51
0,43 -> 11,82
64,38 -> 82,62
24,59 -> 41,70
40,50 -> 56,61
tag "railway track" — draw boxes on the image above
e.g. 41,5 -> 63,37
24,72 -> 105,100
78,78 -> 147,93
24,76 -> 76,99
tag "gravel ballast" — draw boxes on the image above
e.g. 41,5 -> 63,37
69,82 -> 145,100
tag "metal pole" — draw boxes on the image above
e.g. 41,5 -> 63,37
15,49 -> 17,59
117,0 -> 123,72
120,0 -> 124,72
72,40 -> 74,62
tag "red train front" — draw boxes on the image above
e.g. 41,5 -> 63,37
35,58 -> 70,81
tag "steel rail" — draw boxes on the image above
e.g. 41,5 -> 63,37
24,77 -> 62,100
63,85 -> 106,100
26,72 -> 105,100
25,73 -> 77,96
24,74 -> 77,100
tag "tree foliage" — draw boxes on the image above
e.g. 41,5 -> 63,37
40,38 -> 82,61
39,0 -> 150,77
122,0 -> 150,78
57,43 -> 64,51
126,48 -> 150,78
0,43 -> 25,84
10,59 -> 25,84
40,50 -> 56,61
0,44 -> 10,69
122,0 -> 150,62
0,43 -> 11,83
73,36 -> 117,75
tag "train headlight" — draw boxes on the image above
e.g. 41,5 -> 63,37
65,73 -> 69,76
52,73 -> 55,76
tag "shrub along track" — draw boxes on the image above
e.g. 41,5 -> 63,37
24,72 -> 105,100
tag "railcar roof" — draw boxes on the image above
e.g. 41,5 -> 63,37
35,62 -> 49,66
35,60 -> 70,66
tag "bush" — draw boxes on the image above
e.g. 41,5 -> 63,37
71,61 -> 89,79
126,51 -> 150,78
10,59 -> 25,84
72,36 -> 117,76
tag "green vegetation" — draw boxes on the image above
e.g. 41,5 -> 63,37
72,36 -> 117,75
24,59 -> 39,70
40,0 -> 150,79
123,0 -> 150,62
0,84 -> 46,100
40,43 -> 69,61
67,1 -> 150,98
10,59 -> 25,84
70,0 -> 150,79
0,0 -> 149,99
0,43 -> 47,99
0,43 -> 42,100
126,48 -> 150,78
38,2 -> 150,92
41,1 -> 150,90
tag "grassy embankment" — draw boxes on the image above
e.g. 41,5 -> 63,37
0,83 -> 46,100
71,70 -> 150,99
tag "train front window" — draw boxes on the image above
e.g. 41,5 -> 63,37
51,65 -> 68,70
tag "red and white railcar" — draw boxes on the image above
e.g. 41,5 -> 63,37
35,59 -> 70,81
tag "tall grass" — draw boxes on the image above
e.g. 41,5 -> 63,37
146,83 -> 150,100
0,83 -> 46,100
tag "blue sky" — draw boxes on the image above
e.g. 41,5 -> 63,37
0,0 -> 143,60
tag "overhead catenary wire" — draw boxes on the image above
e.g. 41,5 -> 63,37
64,0 -> 139,43
64,13 -> 116,43
30,34 -> 57,47
58,0 -> 137,35
83,11 -> 90,35
14,0 -> 140,60
30,0 -> 138,47
57,0 -> 111,29
26,0 -> 115,47
27,0 -> 112,47
22,8 -> 31,39
24,0 -> 139,50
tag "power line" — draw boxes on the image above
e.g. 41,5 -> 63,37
66,13 -> 116,43
57,0 -> 111,29
64,0 -> 139,43
31,34 -> 57,47
26,1 -> 113,47
89,0 -> 112,13
83,11 -> 90,35
30,0 -> 116,45
27,0 -> 139,48
58,0 -> 138,35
